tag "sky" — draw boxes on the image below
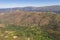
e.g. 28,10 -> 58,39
0,0 -> 60,8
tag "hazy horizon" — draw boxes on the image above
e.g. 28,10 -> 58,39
0,0 -> 60,8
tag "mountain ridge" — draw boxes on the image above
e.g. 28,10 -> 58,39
0,5 -> 60,12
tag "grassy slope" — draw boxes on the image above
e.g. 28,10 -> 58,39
0,24 -> 55,40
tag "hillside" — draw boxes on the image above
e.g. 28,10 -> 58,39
0,11 -> 57,26
0,10 -> 60,40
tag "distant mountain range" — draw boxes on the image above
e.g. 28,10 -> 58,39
0,5 -> 60,13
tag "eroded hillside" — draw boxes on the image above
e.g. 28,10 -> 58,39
0,11 -> 58,26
